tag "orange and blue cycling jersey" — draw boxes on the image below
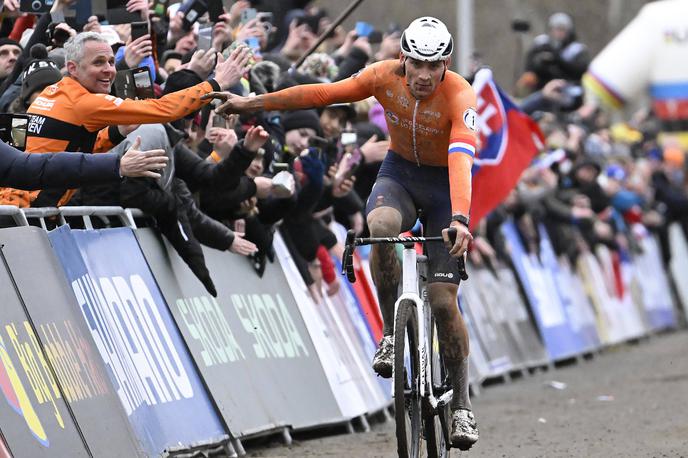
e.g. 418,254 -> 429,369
260,59 -> 478,216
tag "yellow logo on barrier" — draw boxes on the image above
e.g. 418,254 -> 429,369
0,317 -> 108,447
0,333 -> 49,446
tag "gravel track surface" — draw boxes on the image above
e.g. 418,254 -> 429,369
246,331 -> 688,457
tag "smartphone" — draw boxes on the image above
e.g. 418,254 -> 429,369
0,114 -> 29,151
132,67 -> 154,99
211,113 -> 226,128
182,0 -> 208,31
114,67 -> 154,100
355,21 -> 374,38
241,7 -> 256,24
340,131 -> 357,146
334,149 -> 362,186
207,0 -> 222,22
19,0 -> 53,13
75,0 -> 93,24
198,26 -> 213,51
106,0 -> 142,24
245,36 -> 260,53
130,21 -> 149,42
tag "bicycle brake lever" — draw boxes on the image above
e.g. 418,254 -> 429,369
457,253 -> 469,281
447,227 -> 469,281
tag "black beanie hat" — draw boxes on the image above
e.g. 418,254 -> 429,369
281,109 -> 323,136
21,59 -> 62,106
0,38 -> 22,50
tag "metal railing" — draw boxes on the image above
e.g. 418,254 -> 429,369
0,205 -> 148,230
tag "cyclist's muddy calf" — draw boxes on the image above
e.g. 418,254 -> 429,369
428,283 -> 472,410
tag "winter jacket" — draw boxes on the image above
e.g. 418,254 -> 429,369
0,140 -> 120,190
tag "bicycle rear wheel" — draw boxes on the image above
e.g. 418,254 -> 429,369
425,312 -> 451,458
394,299 -> 422,457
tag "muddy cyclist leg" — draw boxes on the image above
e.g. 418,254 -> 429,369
367,205 -> 403,336
426,282 -> 471,411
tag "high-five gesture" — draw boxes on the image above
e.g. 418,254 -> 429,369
212,46 -> 251,90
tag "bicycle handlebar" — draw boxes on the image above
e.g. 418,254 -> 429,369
342,228 -> 468,283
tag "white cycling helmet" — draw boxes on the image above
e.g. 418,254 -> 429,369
400,17 -> 453,62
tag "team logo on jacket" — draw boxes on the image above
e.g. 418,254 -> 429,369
463,108 -> 478,132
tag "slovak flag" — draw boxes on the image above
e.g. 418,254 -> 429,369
469,68 -> 545,229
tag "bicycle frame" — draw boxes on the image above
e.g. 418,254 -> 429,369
341,230 -> 466,413
395,245 -> 454,411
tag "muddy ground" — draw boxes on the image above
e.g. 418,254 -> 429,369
245,331 -> 688,457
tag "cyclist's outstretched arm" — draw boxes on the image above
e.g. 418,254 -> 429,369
207,63 -> 379,114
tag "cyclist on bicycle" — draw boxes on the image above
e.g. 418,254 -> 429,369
205,17 -> 479,450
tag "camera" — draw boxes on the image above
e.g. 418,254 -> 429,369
19,0 -> 53,13
558,84 -> 583,111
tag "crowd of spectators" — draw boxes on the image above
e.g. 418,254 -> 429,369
473,13 -> 688,282
0,1 -> 683,301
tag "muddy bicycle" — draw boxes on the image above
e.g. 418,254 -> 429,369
342,228 -> 468,457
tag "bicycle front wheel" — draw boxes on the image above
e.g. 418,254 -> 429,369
394,299 -> 422,457
425,313 -> 451,458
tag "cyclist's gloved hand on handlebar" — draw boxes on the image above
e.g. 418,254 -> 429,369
442,221 -> 473,257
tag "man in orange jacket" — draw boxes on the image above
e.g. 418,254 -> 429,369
0,31 -> 250,208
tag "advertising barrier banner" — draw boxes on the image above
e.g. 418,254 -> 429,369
668,223 -> 688,316
461,300 -> 494,385
323,266 -> 390,412
577,252 -> 628,344
537,227 -> 600,352
335,258 -> 392,403
459,282 -> 515,375
501,221 -> 584,360
48,226 -> 226,456
595,246 -> 648,341
274,235 -> 368,420
136,229 -> 342,434
491,266 -> 549,366
471,266 -> 532,368
348,251 -> 384,344
0,227 -> 141,458
0,242 -> 88,458
633,231 -> 677,330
